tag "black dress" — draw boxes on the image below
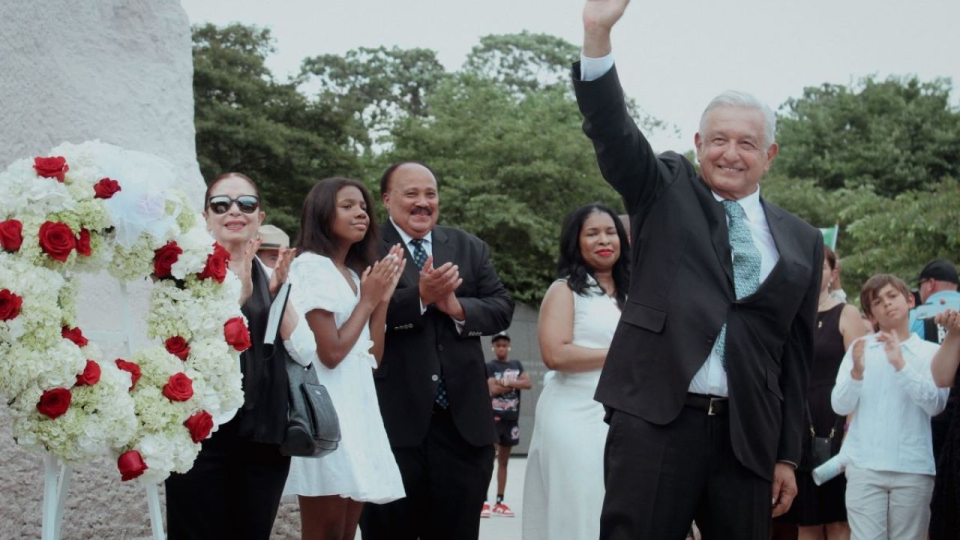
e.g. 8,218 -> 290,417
782,303 -> 848,526
165,260 -> 291,540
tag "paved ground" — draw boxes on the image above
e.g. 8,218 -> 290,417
0,404 -> 527,540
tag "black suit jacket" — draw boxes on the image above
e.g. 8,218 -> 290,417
374,222 -> 515,448
574,65 -> 822,481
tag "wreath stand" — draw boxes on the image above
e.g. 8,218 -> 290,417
41,283 -> 165,540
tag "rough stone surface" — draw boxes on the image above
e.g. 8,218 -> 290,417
0,0 -> 205,202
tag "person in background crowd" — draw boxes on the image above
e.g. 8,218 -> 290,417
481,331 -> 530,519
908,260 -> 960,465
832,275 -> 948,540
909,260 -> 959,343
282,177 -> 406,540
574,1 -> 823,537
166,172 -> 305,540
522,203 -> 629,540
777,246 -> 868,540
256,224 -> 290,269
930,308 -> 960,539
359,162 -> 515,540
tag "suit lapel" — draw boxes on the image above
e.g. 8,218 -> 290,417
751,199 -> 793,295
694,177 -> 735,288
430,226 -> 456,269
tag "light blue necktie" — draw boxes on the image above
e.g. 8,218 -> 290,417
411,238 -> 449,408
713,200 -> 762,367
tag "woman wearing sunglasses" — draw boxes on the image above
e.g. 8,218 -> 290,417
165,172 -> 308,540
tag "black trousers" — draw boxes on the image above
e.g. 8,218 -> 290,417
165,421 -> 291,540
360,407 -> 494,540
600,405 -> 773,540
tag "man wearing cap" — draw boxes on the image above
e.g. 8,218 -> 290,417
909,259 -> 960,466
256,224 -> 290,269
910,259 -> 960,343
482,332 -> 530,518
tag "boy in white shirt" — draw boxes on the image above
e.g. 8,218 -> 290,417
832,274 -> 949,539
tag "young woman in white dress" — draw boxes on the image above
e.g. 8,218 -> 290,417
522,203 -> 629,540
282,177 -> 407,540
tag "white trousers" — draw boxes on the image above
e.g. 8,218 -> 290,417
844,466 -> 934,540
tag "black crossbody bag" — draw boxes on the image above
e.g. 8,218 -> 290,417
800,401 -> 842,471
265,283 -> 341,458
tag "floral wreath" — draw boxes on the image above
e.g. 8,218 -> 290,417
0,141 -> 247,484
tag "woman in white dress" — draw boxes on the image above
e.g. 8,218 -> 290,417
523,203 -> 629,540
282,177 -> 407,540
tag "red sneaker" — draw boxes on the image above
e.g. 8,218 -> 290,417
480,502 -> 491,518
492,502 -> 515,517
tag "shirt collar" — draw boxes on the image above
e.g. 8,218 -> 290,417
712,186 -> 763,223
390,217 -> 432,247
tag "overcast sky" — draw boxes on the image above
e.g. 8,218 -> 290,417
180,0 -> 960,153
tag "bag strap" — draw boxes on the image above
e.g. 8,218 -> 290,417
263,280 -> 291,357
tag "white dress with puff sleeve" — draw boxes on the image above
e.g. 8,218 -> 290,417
282,252 -> 405,503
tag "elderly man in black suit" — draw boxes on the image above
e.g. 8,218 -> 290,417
574,1 -> 823,538
359,162 -> 515,540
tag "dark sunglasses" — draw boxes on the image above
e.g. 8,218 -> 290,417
207,195 -> 260,215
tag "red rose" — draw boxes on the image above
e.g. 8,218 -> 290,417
61,326 -> 89,347
93,177 -> 122,199
33,156 -> 69,182
223,317 -> 251,352
115,359 -> 141,391
153,241 -> 182,279
184,411 -> 214,443
37,388 -> 71,419
0,220 -> 23,252
75,360 -> 101,386
117,450 -> 147,482
38,221 -> 76,262
164,336 -> 190,361
162,373 -> 194,402
0,290 -> 24,321
198,243 -> 230,283
76,228 -> 91,257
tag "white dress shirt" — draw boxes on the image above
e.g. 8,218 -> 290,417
832,333 -> 948,475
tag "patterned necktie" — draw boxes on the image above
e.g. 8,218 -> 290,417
410,238 -> 428,270
410,238 -> 449,408
713,200 -> 762,367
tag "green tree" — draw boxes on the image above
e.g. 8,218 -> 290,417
299,46 -> 447,151
193,23 -> 360,233
775,76 -> 960,197
462,31 -> 580,94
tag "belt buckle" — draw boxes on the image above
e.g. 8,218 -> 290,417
707,397 -> 718,416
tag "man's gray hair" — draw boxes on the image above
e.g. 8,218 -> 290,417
699,90 -> 777,148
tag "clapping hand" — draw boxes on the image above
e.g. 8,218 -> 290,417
850,338 -> 866,380
268,246 -> 296,297
380,244 -> 407,304
235,237 -> 261,306
877,330 -> 906,371
360,250 -> 403,308
418,256 -> 462,306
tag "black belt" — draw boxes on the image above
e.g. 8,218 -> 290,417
685,393 -> 728,416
